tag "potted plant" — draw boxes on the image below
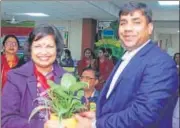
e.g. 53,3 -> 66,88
28,73 -> 88,128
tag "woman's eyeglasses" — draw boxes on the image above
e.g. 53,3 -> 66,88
5,42 -> 17,47
80,76 -> 96,80
85,52 -> 91,55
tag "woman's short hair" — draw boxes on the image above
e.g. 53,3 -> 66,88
106,48 -> 112,55
2,34 -> 20,48
64,49 -> 72,57
83,48 -> 96,59
84,48 -> 93,54
99,47 -> 106,53
173,53 -> 180,61
26,24 -> 64,57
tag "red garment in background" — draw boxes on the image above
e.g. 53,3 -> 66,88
77,57 -> 91,76
96,58 -> 114,91
1,54 -> 19,89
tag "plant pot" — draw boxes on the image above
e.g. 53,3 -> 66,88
50,114 -> 77,128
50,113 -> 59,120
61,117 -> 77,128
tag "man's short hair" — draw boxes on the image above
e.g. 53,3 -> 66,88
82,67 -> 100,79
119,2 -> 152,23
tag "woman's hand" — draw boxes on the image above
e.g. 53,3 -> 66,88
44,120 -> 65,128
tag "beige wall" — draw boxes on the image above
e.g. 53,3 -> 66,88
68,20 -> 82,60
171,34 -> 179,54
157,33 -> 179,56
153,26 -> 179,56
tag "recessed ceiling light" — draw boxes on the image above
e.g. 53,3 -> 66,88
158,1 -> 179,6
23,13 -> 49,17
178,30 -> 179,33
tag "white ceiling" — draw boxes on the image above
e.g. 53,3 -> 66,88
1,0 -> 179,21
1,0 -> 179,34
1,1 -> 117,21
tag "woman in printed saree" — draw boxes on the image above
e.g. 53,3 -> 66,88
1,35 -> 25,88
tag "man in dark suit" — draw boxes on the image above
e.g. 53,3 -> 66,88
73,1 -> 178,128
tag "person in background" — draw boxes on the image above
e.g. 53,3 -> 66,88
60,49 -> 74,67
80,67 -> 100,111
96,47 -> 114,91
173,52 -> 180,75
172,88 -> 179,128
1,24 -> 65,128
105,48 -> 118,65
74,2 -> 178,128
1,34 -> 25,89
77,48 -> 97,76
172,52 -> 180,128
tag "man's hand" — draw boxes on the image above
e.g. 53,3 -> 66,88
79,111 -> 95,119
75,111 -> 96,128
75,115 -> 93,128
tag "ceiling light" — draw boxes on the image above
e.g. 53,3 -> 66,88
23,13 -> 49,17
178,30 -> 179,33
158,1 -> 179,6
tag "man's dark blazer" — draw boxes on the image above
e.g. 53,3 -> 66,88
96,41 -> 178,128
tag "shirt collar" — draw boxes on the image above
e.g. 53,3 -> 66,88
122,39 -> 151,61
89,90 -> 98,98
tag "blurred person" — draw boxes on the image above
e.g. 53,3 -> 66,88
1,35 -> 25,88
172,93 -> 179,128
75,2 -> 178,128
173,52 -> 180,75
60,49 -> 74,67
172,52 -> 180,128
80,67 -> 100,111
1,24 -> 65,128
105,48 -> 118,65
174,53 -> 180,66
77,48 -> 97,76
96,47 -> 114,91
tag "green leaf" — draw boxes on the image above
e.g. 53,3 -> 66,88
47,81 -> 69,99
58,106 -> 69,116
48,80 -> 59,88
29,73 -> 87,120
48,80 -> 67,91
53,87 -> 69,98
76,90 -> 84,99
28,106 -> 50,123
61,73 -> 76,88
69,82 -> 87,93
